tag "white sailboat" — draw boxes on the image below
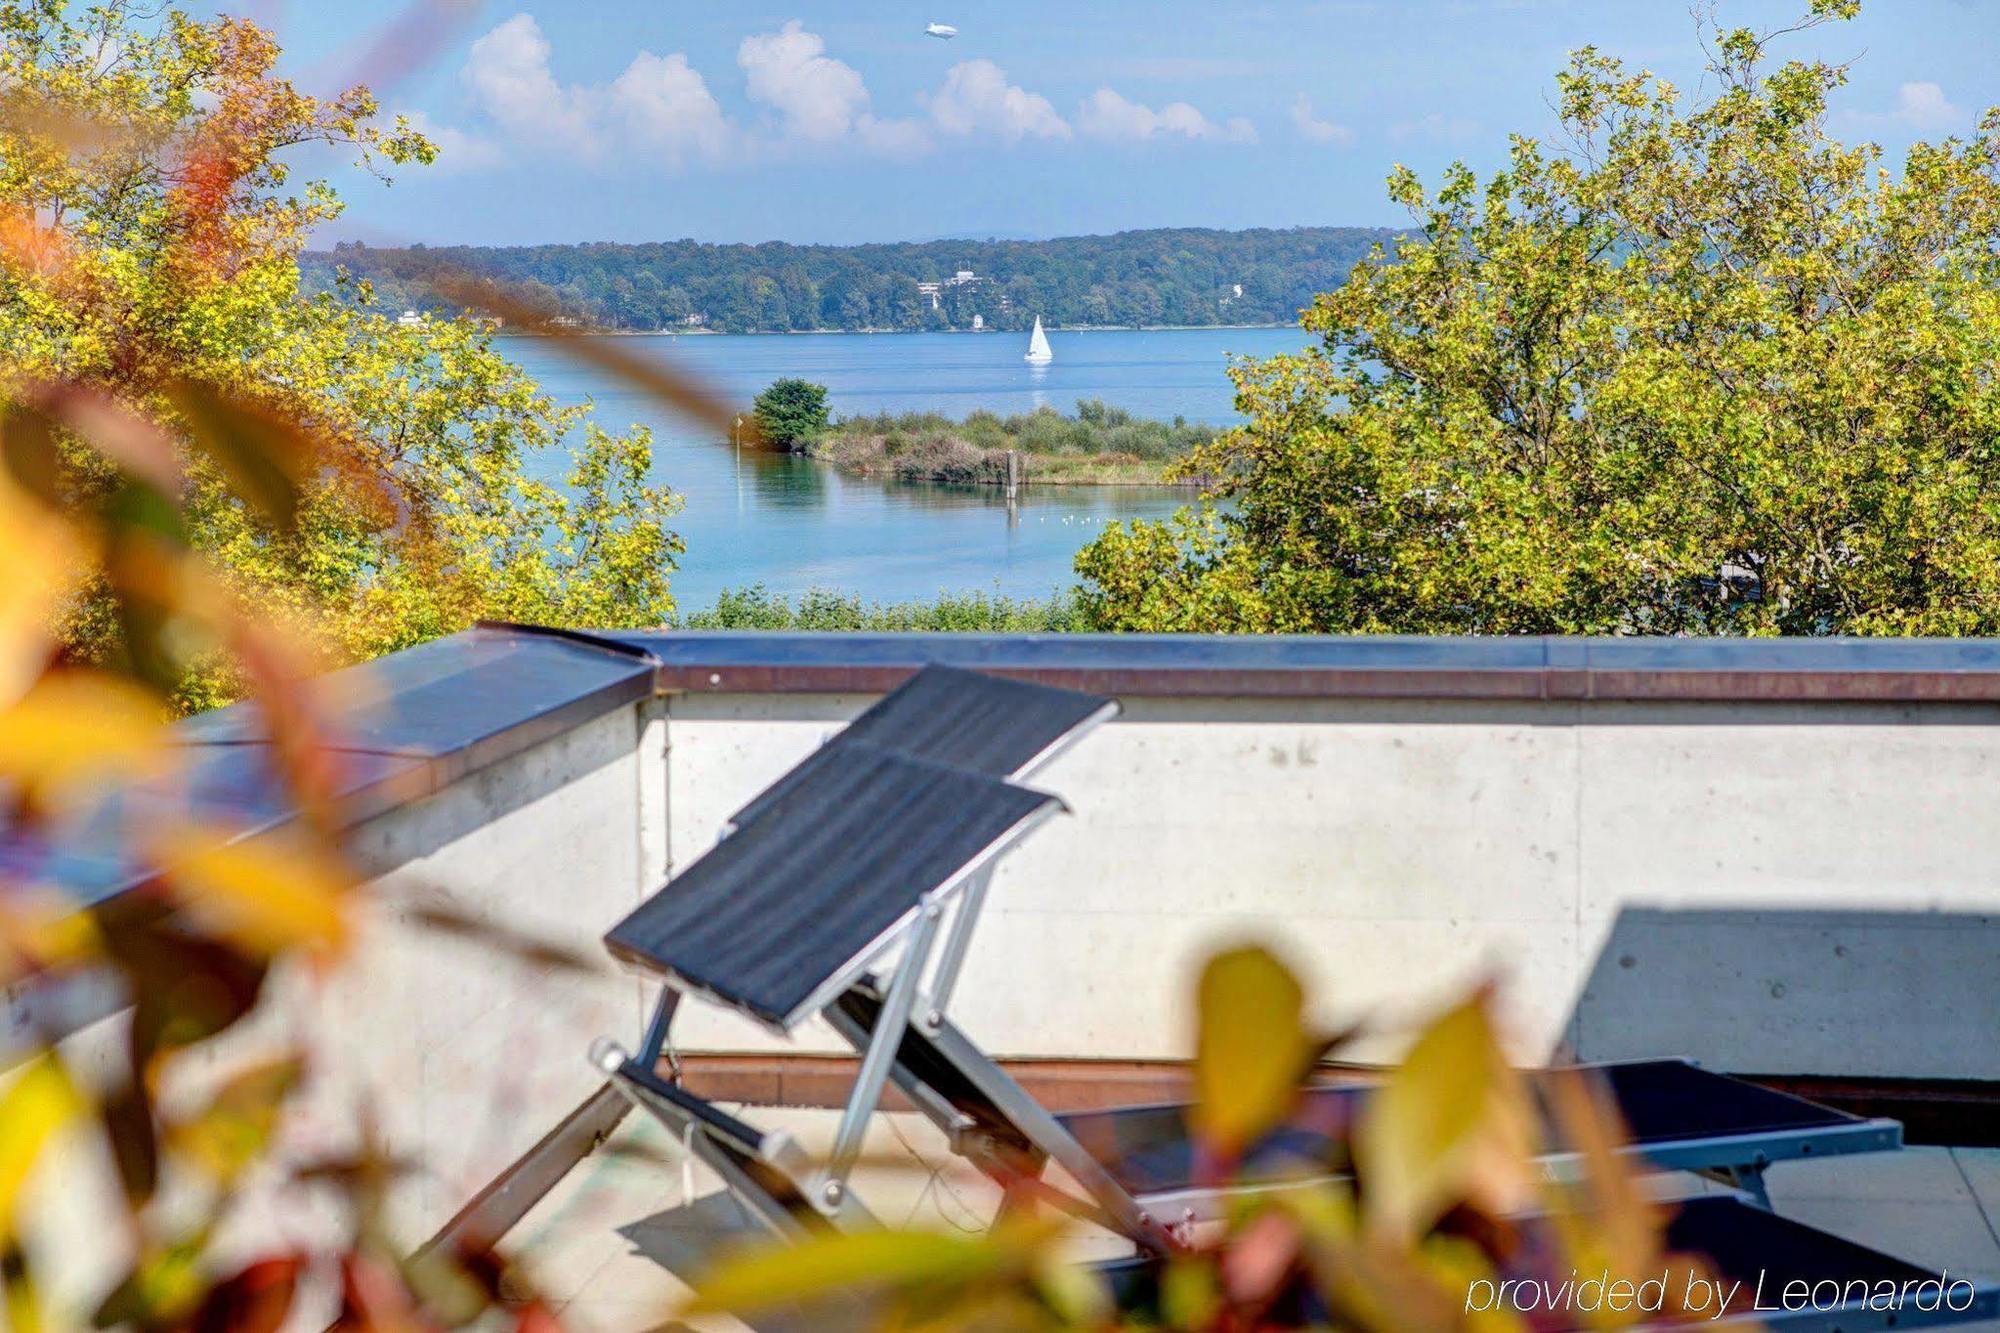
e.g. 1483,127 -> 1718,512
1023,316 -> 1053,364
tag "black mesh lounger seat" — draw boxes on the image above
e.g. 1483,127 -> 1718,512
1091,1196 -> 1997,1331
727,664 -> 1118,830
1052,1058 -> 1902,1218
606,741 -> 1063,1032
590,737 -> 1082,1234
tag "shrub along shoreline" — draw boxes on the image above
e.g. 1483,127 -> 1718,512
805,400 -> 1217,487
680,585 -> 1086,631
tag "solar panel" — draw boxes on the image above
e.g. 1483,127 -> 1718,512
607,743 -> 1063,1032
729,665 -> 1115,828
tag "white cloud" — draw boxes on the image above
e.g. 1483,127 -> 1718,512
461,14 -> 733,166
464,14 -> 592,149
610,51 -> 731,161
1842,81 -> 1973,138
456,15 -> 1279,169
401,110 -> 503,172
738,21 -> 869,141
1075,88 -> 1256,144
925,60 -> 1071,142
1892,81 -> 1962,131
1291,93 -> 1354,147
736,20 -> 931,156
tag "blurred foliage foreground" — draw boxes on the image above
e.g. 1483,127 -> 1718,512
0,0 -> 711,1327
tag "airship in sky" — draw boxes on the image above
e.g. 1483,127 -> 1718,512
924,22 -> 958,38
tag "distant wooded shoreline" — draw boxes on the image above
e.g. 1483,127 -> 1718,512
303,225 -> 1395,335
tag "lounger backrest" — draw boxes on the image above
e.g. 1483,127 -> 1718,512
606,742 -> 1064,1033
729,665 -> 1116,828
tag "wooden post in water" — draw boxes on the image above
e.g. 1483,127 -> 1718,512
1005,449 -> 1021,527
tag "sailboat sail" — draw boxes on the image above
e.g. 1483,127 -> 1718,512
1024,316 -> 1053,364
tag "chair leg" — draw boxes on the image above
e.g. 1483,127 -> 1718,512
916,1015 -> 1174,1252
822,905 -> 944,1205
636,986 -> 681,1075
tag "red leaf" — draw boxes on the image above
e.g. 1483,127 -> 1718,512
192,1255 -> 303,1333
512,1300 -> 563,1333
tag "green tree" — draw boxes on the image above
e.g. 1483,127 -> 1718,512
1078,0 -> 2000,636
0,0 -> 680,705
752,377 -> 831,452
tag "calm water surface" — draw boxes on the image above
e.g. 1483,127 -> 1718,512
506,327 -> 1311,609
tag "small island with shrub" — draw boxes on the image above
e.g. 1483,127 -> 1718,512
753,380 -> 1217,487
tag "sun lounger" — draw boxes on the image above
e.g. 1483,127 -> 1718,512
590,739 -> 1128,1237
823,981 -> 1899,1233
1053,1056 -> 1902,1218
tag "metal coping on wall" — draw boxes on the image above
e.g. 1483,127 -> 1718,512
606,631 -> 2000,703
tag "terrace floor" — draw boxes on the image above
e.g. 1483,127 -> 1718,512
502,1105 -> 2000,1332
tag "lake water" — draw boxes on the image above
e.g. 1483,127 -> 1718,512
506,327 -> 1311,610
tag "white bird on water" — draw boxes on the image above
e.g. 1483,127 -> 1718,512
925,22 -> 958,39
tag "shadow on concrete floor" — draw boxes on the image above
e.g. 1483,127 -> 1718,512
610,1192 -> 876,1333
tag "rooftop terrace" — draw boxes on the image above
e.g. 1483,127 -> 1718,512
20,626 -> 2000,1328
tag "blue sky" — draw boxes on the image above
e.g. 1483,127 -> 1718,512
248,0 -> 2000,247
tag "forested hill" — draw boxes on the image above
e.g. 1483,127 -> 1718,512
298,226 -> 1396,334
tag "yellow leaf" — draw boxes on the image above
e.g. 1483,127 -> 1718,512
1355,994 -> 1523,1241
163,380 -> 307,532
0,470 -> 84,705
1420,1234 -> 1531,1333
1190,945 -> 1312,1157
150,828 -> 352,958
1028,1248 -> 1114,1327
0,888 -> 103,982
168,1056 -> 301,1185
1160,1256 -> 1222,1329
0,671 -> 172,811
0,1057 -> 83,1242
1539,1068 -> 1667,1291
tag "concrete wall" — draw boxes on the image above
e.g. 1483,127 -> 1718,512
660,690 -> 2000,1082
258,699 -> 667,1242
